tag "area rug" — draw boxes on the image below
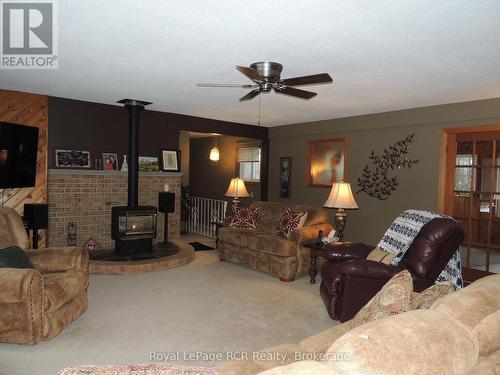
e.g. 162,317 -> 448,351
189,242 -> 215,251
58,364 -> 215,375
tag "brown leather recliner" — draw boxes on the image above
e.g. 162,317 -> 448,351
0,206 -> 89,344
320,217 -> 465,322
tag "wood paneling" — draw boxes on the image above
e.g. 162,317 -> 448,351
0,89 -> 48,248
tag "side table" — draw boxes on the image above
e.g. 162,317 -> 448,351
211,221 -> 224,247
303,242 -> 349,284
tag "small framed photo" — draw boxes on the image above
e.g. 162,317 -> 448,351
102,153 -> 119,170
55,149 -> 91,169
139,156 -> 160,172
161,149 -> 181,172
279,157 -> 292,199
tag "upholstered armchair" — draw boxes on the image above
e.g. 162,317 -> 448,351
320,218 -> 464,322
0,206 -> 89,344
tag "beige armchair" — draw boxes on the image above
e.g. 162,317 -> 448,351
0,206 -> 89,344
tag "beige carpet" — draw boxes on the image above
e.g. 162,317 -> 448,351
0,251 -> 334,375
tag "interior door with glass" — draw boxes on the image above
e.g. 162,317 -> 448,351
444,131 -> 500,282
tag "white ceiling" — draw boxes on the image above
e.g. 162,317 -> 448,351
2,0 -> 500,127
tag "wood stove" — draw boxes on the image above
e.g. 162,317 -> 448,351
111,99 -> 158,254
111,206 -> 157,253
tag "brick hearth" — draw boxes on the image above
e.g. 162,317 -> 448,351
47,169 -> 181,249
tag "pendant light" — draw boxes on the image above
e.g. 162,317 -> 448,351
209,136 -> 220,163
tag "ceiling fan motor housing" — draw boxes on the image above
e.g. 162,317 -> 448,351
250,62 -> 283,83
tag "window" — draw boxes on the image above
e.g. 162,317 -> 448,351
237,146 -> 261,182
454,154 -> 474,191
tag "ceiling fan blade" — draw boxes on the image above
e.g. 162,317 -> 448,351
197,83 -> 258,88
275,86 -> 317,99
281,73 -> 332,86
239,89 -> 261,102
236,65 -> 264,82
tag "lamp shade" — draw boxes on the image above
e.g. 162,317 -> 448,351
225,177 -> 250,198
209,146 -> 220,162
324,182 -> 358,209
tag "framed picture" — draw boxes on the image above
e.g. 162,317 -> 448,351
307,138 -> 347,187
279,157 -> 292,199
55,149 -> 91,169
138,156 -> 160,172
161,149 -> 181,172
102,153 -> 119,171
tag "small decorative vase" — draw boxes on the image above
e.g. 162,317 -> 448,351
121,155 -> 128,171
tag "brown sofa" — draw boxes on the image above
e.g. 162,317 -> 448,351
215,274 -> 500,375
217,201 -> 333,281
321,217 -> 464,321
0,206 -> 89,344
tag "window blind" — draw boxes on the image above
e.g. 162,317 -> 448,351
237,147 -> 261,162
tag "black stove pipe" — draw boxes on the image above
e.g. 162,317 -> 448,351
117,99 -> 152,208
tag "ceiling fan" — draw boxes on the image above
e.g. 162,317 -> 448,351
197,62 -> 333,102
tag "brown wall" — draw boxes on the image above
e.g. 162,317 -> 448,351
48,96 -> 269,199
189,136 -> 261,203
269,97 -> 500,244
48,96 -> 268,168
0,89 -> 48,247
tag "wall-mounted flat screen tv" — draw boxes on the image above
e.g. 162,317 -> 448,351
0,122 -> 39,188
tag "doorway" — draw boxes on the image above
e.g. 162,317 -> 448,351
442,126 -> 500,282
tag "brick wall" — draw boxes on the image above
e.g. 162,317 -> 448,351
47,170 -> 181,249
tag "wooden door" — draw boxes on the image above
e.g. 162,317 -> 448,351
444,130 -> 500,282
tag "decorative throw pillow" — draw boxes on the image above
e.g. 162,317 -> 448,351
275,208 -> 308,239
366,246 -> 397,265
228,206 -> 261,230
0,246 -> 34,269
411,281 -> 454,310
348,270 -> 413,330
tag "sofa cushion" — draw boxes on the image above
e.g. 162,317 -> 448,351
466,348 -> 500,375
275,209 -> 308,239
258,361 -> 336,375
473,309 -> 500,357
248,235 -> 297,257
215,343 -> 303,375
219,227 -> 265,248
43,270 -> 85,312
250,202 -> 287,233
299,322 -> 350,353
431,274 -> 500,329
347,270 -> 413,330
326,310 -> 479,375
228,206 -> 261,230
289,205 -> 328,227
0,246 -> 34,269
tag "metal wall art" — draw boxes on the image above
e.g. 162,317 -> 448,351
357,134 -> 419,200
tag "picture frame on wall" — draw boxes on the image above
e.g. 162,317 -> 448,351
55,149 -> 91,169
279,157 -> 292,199
307,138 -> 347,187
102,153 -> 119,171
161,149 -> 181,172
138,156 -> 160,172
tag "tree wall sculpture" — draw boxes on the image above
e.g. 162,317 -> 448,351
357,134 -> 419,200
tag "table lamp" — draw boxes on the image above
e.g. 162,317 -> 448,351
225,177 -> 250,205
323,181 -> 358,242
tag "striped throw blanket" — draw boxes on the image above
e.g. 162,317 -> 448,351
377,209 -> 463,290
